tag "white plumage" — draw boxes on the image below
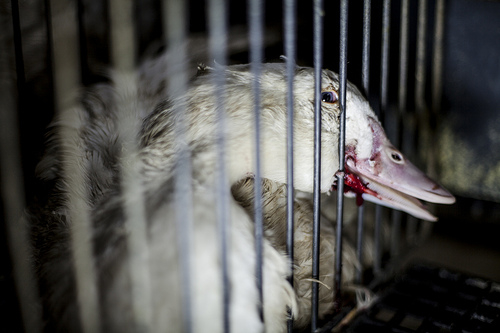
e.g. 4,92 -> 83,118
29,60 -> 454,332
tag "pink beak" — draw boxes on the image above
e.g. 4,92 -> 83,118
340,117 -> 455,221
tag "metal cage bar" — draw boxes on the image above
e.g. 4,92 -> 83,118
405,0 -> 423,242
390,0 -> 411,260
374,0 -> 391,277
415,0 -> 428,115
379,0 -> 391,125
334,0 -> 349,311
284,0 -> 297,331
410,0 -> 430,244
311,0 -> 324,329
48,1 -> 102,331
398,0 -> 410,115
432,0 -> 445,115
248,0 -> 265,322
207,0 -> 231,331
109,0 -> 154,330
0,2 -> 42,332
163,0 -> 194,331
361,0 -> 371,97
356,0 -> 372,285
284,0 -> 296,290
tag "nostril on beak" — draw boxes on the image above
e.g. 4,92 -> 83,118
388,149 -> 404,164
392,153 -> 402,161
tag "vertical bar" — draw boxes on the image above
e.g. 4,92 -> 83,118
374,0 -> 391,276
390,210 -> 402,257
334,0 -> 349,312
61,111 -> 103,333
248,0 -> 265,323
415,0 -> 428,115
403,0 -> 418,241
0,4 -> 42,332
162,0 -> 193,332
379,0 -> 391,124
284,4 -> 296,281
109,0 -> 135,71
48,1 -> 101,332
284,0 -> 296,330
207,0 -> 231,331
10,0 -> 26,93
361,0 -> 371,97
391,0 -> 410,258
373,205 -> 383,275
49,0 -> 81,109
109,0 -> 153,330
76,0 -> 90,85
44,0 -> 55,102
355,204 -> 365,283
421,0 -> 437,241
428,0 -> 445,212
406,216 -> 418,245
398,0 -> 410,115
408,0 -> 431,244
311,0 -> 323,330
414,0 -> 429,242
356,0 -> 371,285
432,0 -> 445,115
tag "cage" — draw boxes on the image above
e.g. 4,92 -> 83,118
1,0 -> 500,332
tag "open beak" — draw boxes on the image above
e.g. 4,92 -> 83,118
337,118 -> 455,221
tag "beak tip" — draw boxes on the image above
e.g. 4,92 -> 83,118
425,186 -> 456,205
428,215 -> 439,222
437,193 -> 456,205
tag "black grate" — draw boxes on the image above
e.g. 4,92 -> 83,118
346,264 -> 500,332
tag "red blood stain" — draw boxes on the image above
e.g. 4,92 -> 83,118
332,164 -> 379,207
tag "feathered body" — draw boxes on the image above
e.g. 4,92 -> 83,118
29,60 -> 454,332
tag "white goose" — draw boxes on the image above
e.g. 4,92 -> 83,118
30,61 -> 455,332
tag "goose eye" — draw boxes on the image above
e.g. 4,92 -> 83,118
321,91 -> 338,104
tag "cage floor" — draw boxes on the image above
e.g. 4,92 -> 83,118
344,263 -> 500,332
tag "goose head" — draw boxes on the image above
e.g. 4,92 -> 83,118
292,66 -> 454,221
143,63 -> 455,220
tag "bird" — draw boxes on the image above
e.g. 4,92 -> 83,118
29,60 -> 455,332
